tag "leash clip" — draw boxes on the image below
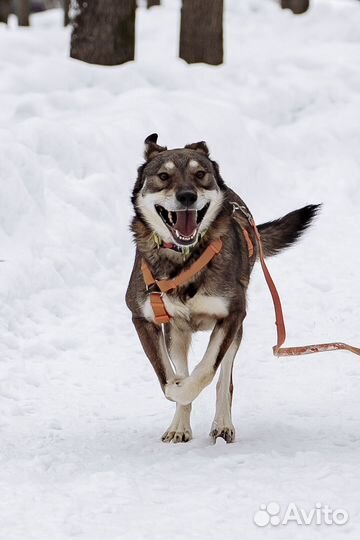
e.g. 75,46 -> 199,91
230,201 -> 254,225
230,201 -> 241,214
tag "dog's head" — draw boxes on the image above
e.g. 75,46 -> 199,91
132,134 -> 225,247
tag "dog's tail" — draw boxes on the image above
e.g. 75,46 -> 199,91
258,204 -> 321,257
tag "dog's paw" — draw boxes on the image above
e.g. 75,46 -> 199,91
165,377 -> 198,405
162,404 -> 192,443
162,426 -> 192,443
209,422 -> 236,444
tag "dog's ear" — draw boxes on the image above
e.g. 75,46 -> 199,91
184,141 -> 210,157
144,133 -> 167,161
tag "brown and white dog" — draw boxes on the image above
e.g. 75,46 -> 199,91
126,134 -> 319,444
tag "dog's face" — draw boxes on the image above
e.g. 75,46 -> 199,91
133,135 -> 224,247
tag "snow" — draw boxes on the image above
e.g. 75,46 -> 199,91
0,0 -> 360,538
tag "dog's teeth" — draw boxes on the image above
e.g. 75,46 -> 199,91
174,229 -> 197,242
169,212 -> 174,225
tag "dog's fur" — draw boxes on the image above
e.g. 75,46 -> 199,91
126,135 -> 319,443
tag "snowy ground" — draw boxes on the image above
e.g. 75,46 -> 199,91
1,0 -> 360,538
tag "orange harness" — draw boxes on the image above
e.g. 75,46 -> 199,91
141,238 -> 223,325
141,208 -> 360,358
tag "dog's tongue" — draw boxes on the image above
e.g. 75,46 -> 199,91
175,210 -> 197,236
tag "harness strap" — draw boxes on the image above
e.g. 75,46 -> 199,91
240,226 -> 254,258
156,238 -> 223,293
149,293 -> 171,325
141,260 -> 156,288
141,260 -> 170,324
141,238 -> 223,325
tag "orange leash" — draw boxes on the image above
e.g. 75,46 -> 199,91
236,204 -> 360,358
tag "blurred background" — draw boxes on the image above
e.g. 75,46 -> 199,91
1,0 -> 312,60
0,1 -> 359,540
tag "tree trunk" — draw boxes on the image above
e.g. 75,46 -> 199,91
147,0 -> 160,7
0,0 -> 11,24
17,0 -> 30,26
179,0 -> 223,65
63,0 -> 70,26
281,0 -> 309,14
70,0 -> 136,66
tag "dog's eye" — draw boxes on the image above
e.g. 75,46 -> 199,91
195,171 -> 206,179
158,172 -> 170,181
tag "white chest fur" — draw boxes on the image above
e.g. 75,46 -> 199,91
141,293 -> 229,323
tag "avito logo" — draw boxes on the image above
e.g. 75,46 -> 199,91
253,502 -> 349,527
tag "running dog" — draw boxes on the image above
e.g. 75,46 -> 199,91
126,134 -> 319,443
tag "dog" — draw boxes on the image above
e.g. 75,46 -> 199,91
126,134 -> 319,443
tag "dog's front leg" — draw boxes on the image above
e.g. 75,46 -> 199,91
210,325 -> 243,444
165,312 -> 243,406
161,325 -> 192,443
132,316 -> 175,392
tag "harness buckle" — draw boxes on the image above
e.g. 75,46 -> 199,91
146,283 -> 163,296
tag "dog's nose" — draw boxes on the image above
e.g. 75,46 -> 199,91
176,190 -> 198,207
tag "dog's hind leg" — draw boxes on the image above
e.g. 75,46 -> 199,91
210,326 -> 243,444
162,325 -> 192,443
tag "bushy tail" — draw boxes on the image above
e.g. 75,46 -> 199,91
258,204 -> 321,257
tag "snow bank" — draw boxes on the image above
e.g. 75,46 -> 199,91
0,1 -> 359,539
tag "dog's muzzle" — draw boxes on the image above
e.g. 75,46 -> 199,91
155,203 -> 210,245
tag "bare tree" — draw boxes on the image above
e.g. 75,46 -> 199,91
147,0 -> 160,7
281,0 -> 309,14
70,0 -> 136,66
179,0 -> 223,65
63,0 -> 70,26
17,0 -> 30,26
0,0 -> 11,24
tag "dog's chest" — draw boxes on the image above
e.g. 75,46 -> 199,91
141,293 -> 229,324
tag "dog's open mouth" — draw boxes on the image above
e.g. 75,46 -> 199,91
155,203 -> 210,245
